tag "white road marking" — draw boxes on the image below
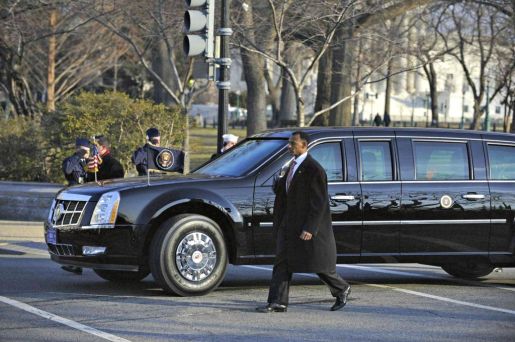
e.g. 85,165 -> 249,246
0,296 -> 131,342
338,264 -> 515,292
243,265 -> 515,316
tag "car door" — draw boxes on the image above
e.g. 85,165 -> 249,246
398,135 -> 491,259
485,140 -> 515,263
252,137 -> 362,262
355,130 -> 401,262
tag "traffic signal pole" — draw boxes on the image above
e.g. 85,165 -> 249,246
216,0 -> 232,153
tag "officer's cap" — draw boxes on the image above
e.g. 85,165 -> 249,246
75,138 -> 90,148
222,134 -> 238,144
146,128 -> 160,140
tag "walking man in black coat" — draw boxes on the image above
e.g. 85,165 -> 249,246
256,131 -> 351,313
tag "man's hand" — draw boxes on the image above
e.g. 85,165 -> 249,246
300,230 -> 312,240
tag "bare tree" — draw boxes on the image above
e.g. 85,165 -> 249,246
436,2 -> 513,129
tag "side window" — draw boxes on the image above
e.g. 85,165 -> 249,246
413,141 -> 469,180
309,142 -> 344,182
359,141 -> 393,181
488,144 -> 515,180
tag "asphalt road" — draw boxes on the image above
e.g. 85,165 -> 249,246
1,221 -> 514,342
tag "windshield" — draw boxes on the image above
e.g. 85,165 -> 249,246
194,139 -> 287,177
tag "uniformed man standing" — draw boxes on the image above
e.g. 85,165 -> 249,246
62,138 -> 90,186
132,127 -> 160,176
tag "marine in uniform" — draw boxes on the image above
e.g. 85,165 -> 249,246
62,138 -> 90,186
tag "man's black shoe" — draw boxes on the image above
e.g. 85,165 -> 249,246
61,266 -> 82,275
331,285 -> 351,311
255,303 -> 287,313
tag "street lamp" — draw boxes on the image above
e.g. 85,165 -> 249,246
460,84 -> 468,129
366,92 -> 378,126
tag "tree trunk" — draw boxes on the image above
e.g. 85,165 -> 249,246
470,96 -> 484,130
329,24 -> 353,126
152,39 -> 176,105
240,2 -> 267,136
511,100 -> 515,132
312,48 -> 332,126
182,113 -> 190,174
429,63 -> 438,127
384,60 -> 392,125
47,9 -> 58,112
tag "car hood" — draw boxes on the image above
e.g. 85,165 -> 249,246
59,173 -> 229,199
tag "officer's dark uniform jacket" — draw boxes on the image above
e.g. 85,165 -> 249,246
62,154 -> 87,186
132,144 -> 184,176
132,143 -> 152,176
86,153 -> 124,182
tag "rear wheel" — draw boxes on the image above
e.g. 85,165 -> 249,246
441,260 -> 494,279
150,214 -> 228,296
93,269 -> 150,282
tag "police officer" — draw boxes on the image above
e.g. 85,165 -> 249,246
62,138 -> 90,186
210,133 -> 239,160
86,135 -> 124,181
61,138 -> 90,274
132,128 -> 160,176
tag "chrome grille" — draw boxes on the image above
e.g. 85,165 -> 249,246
51,200 -> 87,227
48,243 -> 77,256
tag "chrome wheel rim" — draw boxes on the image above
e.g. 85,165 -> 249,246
175,232 -> 217,282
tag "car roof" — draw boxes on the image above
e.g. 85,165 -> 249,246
254,127 -> 515,142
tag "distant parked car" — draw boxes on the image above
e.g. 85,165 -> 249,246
45,127 -> 515,295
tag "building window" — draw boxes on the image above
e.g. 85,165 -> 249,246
495,106 -> 501,114
463,105 -> 469,113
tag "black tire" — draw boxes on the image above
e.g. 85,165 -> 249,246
441,261 -> 494,279
93,269 -> 150,282
149,214 -> 228,296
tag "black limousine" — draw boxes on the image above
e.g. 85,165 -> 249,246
45,128 -> 515,296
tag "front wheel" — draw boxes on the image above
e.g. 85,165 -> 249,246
150,214 -> 228,296
441,261 -> 494,279
93,269 -> 150,282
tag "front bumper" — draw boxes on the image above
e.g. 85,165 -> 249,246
44,221 -> 148,271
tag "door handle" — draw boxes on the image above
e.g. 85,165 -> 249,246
462,193 -> 485,200
331,195 -> 355,201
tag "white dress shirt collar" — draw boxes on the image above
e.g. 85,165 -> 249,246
291,152 -> 308,174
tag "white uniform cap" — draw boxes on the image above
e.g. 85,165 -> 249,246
222,134 -> 239,144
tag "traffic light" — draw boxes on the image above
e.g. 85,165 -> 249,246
183,0 -> 215,58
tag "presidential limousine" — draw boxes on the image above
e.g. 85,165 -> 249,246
45,128 -> 515,296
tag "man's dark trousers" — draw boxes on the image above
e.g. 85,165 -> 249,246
267,225 -> 349,306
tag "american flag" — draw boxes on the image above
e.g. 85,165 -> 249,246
88,144 -> 101,172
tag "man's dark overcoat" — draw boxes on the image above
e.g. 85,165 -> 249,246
272,154 -> 337,273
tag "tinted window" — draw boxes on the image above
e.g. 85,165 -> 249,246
414,141 -> 469,180
310,142 -> 344,182
488,144 -> 515,180
195,139 -> 287,177
359,141 -> 393,181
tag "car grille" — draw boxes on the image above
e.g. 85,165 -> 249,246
48,243 -> 77,256
51,200 -> 87,227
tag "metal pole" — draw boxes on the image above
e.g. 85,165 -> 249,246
216,0 -> 232,153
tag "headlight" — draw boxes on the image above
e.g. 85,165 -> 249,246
90,191 -> 120,228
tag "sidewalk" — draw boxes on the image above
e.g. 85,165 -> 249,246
0,220 -> 44,241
